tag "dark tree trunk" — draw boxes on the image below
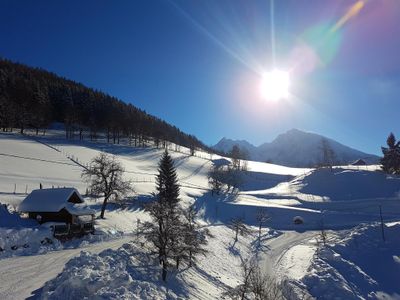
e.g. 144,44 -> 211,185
176,257 -> 180,269
189,251 -> 193,267
161,259 -> 167,281
100,195 -> 109,219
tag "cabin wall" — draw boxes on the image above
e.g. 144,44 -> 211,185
28,208 -> 73,224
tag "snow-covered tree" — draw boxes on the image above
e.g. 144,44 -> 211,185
381,132 -> 400,174
82,153 -> 133,218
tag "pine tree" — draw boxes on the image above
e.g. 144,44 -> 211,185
143,150 -> 181,281
381,132 -> 400,174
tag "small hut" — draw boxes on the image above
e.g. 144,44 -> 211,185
19,188 -> 95,237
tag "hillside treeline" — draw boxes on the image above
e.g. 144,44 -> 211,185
0,58 -> 209,151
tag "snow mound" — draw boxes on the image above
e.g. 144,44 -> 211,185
302,223 -> 400,299
0,204 -> 62,257
0,227 -> 61,258
39,243 -> 179,300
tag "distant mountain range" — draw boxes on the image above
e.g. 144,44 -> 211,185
213,129 -> 380,167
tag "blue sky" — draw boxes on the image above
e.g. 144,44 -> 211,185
0,0 -> 399,155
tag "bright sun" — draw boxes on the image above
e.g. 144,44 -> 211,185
260,69 -> 290,101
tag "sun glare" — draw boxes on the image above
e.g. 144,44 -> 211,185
260,69 -> 290,101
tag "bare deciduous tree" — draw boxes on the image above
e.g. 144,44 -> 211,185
320,138 -> 336,170
180,205 -> 212,267
229,217 -> 250,243
318,220 -> 328,247
208,164 -> 225,195
255,208 -> 270,241
223,258 -> 286,300
82,153 -> 133,218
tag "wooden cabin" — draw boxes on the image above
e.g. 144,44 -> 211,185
19,188 -> 95,237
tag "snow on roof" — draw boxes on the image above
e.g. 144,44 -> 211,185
18,188 -> 84,213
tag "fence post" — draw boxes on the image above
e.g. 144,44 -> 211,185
379,205 -> 385,242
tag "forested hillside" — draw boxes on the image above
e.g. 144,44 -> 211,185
0,58 -> 208,151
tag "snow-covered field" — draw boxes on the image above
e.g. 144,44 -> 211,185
0,131 -> 399,299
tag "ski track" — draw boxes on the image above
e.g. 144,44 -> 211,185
0,236 -> 133,300
261,231 -> 317,280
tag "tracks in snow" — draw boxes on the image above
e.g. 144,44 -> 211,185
261,231 -> 317,280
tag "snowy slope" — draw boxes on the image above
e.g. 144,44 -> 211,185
213,129 -> 380,167
302,223 -> 400,299
0,131 -> 399,299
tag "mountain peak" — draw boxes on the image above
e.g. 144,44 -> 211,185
213,129 -> 379,167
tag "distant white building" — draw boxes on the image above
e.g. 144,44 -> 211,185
351,159 -> 367,166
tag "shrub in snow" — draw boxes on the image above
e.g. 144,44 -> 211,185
293,216 -> 304,225
223,258 -> 287,300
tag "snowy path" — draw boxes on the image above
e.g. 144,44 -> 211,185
0,236 -> 133,300
261,231 -> 317,281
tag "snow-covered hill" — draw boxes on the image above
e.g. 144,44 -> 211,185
213,129 -> 380,167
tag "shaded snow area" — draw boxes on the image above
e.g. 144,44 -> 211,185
39,225 -> 279,300
302,223 -> 400,299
